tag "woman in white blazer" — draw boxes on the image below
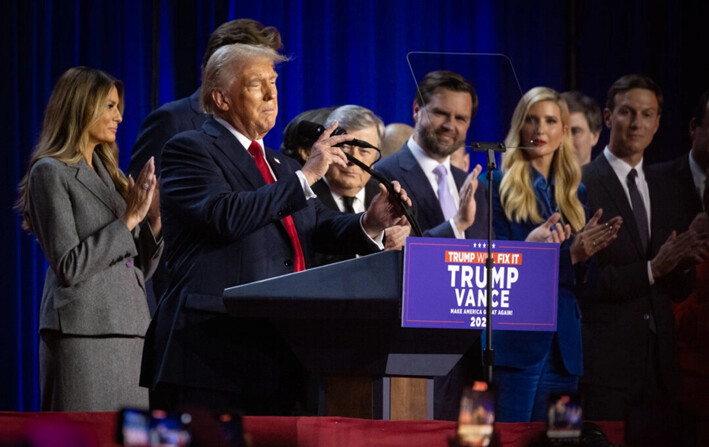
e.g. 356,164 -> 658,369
16,67 -> 163,411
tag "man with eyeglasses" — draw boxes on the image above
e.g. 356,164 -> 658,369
311,105 -> 410,265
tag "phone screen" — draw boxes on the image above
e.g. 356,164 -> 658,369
546,393 -> 582,445
457,381 -> 495,447
117,408 -> 191,447
149,410 -> 191,447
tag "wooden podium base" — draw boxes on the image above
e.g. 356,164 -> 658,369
324,376 -> 432,420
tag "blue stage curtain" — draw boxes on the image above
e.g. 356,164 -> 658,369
2,0 -> 707,411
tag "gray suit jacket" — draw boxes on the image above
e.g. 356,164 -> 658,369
27,156 -> 163,336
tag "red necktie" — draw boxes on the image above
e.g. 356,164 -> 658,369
247,141 -> 306,272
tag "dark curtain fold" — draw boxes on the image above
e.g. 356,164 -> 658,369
2,0 -> 707,410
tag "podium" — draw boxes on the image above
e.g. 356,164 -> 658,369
223,250 -> 480,420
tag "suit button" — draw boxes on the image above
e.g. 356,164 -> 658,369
284,259 -> 293,267
643,314 -> 650,320
126,261 -> 132,268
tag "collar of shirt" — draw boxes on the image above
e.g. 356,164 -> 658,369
323,177 -> 367,213
531,167 -> 557,218
407,136 -> 460,205
603,145 -> 651,228
213,117 -> 266,157
213,116 -> 278,182
689,150 -> 706,201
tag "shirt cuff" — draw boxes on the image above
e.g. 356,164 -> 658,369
449,218 -> 465,239
360,214 -> 385,249
296,170 -> 317,200
647,260 -> 655,285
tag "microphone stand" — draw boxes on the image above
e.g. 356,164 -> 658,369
472,142 -> 506,384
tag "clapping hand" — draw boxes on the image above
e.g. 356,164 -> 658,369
526,212 -> 571,244
570,209 -> 622,264
123,157 -> 157,231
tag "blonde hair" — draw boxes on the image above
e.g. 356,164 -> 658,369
201,43 -> 289,115
16,66 -> 128,232
499,87 -> 585,232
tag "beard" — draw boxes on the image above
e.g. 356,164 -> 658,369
417,125 -> 466,159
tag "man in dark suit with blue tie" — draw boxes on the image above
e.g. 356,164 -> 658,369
140,43 -> 411,413
579,75 -> 705,421
375,70 -> 488,420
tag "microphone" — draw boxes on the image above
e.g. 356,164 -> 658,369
296,120 -> 422,237
470,141 -> 537,152
296,120 -> 380,150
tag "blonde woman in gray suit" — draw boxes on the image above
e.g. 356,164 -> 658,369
16,67 -> 163,411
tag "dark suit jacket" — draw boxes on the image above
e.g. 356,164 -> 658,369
311,178 -> 380,266
653,152 -> 703,220
128,89 -> 206,310
140,117 -> 380,396
128,89 -> 205,177
375,144 -> 488,239
580,154 -> 692,392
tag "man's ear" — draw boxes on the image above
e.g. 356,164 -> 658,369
689,117 -> 697,140
603,108 -> 612,129
212,90 -> 229,112
591,131 -> 600,147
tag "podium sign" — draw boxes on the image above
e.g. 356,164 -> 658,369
402,237 -> 559,331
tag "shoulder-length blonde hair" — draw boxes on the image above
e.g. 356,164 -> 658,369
499,87 -> 585,232
16,66 -> 128,232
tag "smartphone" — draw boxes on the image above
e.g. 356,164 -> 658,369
546,393 -> 582,445
117,408 -> 191,447
117,408 -> 151,446
457,381 -> 495,447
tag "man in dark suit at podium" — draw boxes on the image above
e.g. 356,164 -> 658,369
375,70 -> 488,420
579,75 -> 703,420
140,43 -> 411,413
312,104 -> 410,265
128,19 -> 283,313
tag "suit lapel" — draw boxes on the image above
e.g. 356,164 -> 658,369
312,180 -> 339,210
396,147 -> 445,228
645,167 -> 666,255
265,150 -> 289,180
594,156 -> 646,256
73,157 -> 124,218
204,118 -> 266,190
678,154 -> 703,215
363,178 -> 380,208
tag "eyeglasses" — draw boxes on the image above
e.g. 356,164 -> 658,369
331,126 -> 382,164
339,144 -> 381,164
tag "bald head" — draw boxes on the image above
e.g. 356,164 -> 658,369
380,123 -> 414,158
